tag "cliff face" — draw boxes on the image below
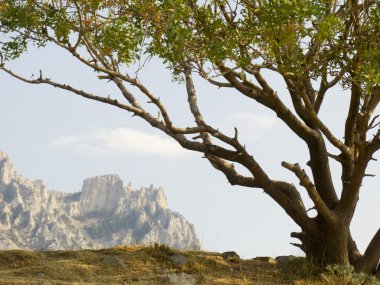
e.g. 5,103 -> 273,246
0,151 -> 200,250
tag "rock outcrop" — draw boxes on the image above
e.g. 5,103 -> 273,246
0,151 -> 200,250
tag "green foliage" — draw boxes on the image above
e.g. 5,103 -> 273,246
321,264 -> 380,285
0,0 -> 379,88
361,4 -> 380,88
94,17 -> 144,64
0,1 -> 43,59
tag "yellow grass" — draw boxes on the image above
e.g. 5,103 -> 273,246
0,244 -> 328,285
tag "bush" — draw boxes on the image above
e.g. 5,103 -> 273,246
321,264 -> 380,285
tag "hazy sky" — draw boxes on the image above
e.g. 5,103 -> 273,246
1,43 -> 379,259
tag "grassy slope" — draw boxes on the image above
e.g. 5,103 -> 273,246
0,245 -> 323,285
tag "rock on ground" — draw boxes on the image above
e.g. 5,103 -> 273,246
163,273 -> 197,285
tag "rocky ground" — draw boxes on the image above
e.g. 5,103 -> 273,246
0,245 -> 333,285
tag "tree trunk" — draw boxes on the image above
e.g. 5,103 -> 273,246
295,223 -> 380,280
325,224 -> 350,264
293,216 -> 351,266
302,233 -> 328,267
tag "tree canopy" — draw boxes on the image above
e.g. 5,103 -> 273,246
1,0 -> 380,277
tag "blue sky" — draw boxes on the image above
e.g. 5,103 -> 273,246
1,43 -> 379,258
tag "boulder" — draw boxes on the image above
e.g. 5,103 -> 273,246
102,256 -> 128,268
253,256 -> 277,264
275,255 -> 297,264
163,272 -> 197,285
170,254 -> 189,266
221,251 -> 240,260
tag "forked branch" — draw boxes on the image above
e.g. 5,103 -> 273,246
281,161 -> 335,224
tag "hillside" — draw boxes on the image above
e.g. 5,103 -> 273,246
0,245 -> 318,285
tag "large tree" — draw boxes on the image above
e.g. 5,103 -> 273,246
1,0 -> 379,276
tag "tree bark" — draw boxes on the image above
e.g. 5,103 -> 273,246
325,223 -> 350,264
291,230 -> 327,267
355,228 -> 380,274
292,213 -> 358,268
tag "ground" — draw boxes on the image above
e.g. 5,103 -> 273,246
0,244 -> 364,284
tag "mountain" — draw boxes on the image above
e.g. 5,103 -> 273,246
0,151 -> 200,250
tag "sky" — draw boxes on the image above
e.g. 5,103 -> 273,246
1,43 -> 379,259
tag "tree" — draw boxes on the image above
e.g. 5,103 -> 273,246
1,0 -> 379,276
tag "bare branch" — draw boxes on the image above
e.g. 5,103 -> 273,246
283,77 -> 313,126
183,62 -> 212,144
367,115 -> 380,131
113,77 -> 174,129
223,154 -> 316,234
82,35 -> 112,70
327,152 -> 346,163
281,161 -> 335,224
0,65 -> 212,142
365,86 -> 380,118
219,64 -> 318,144
200,75 -> 233,88
112,78 -> 142,109
46,30 -> 178,131
195,63 -> 233,88
181,65 -> 313,232
344,77 -> 362,149
205,154 -> 260,188
315,68 -> 346,113
298,82 -> 351,156
0,66 -> 143,115
356,228 -> 380,274
368,127 -> 380,153
339,148 -> 370,217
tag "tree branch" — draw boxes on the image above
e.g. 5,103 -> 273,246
345,80 -> 362,149
298,81 -> 351,156
183,61 -> 213,145
315,68 -> 346,114
205,154 -> 260,187
219,64 -> 318,144
181,65 -> 314,233
0,66 -> 141,114
206,153 -> 306,212
355,228 -> 380,274
196,66 -> 233,88
339,147 -> 370,218
283,76 -> 317,128
281,161 -> 335,224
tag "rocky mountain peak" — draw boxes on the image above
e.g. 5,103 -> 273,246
0,151 -> 200,251
0,151 -> 14,185
79,174 -> 127,215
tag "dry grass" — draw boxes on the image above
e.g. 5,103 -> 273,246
0,245 -> 342,285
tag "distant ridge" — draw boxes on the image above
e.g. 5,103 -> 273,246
0,151 -> 200,250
